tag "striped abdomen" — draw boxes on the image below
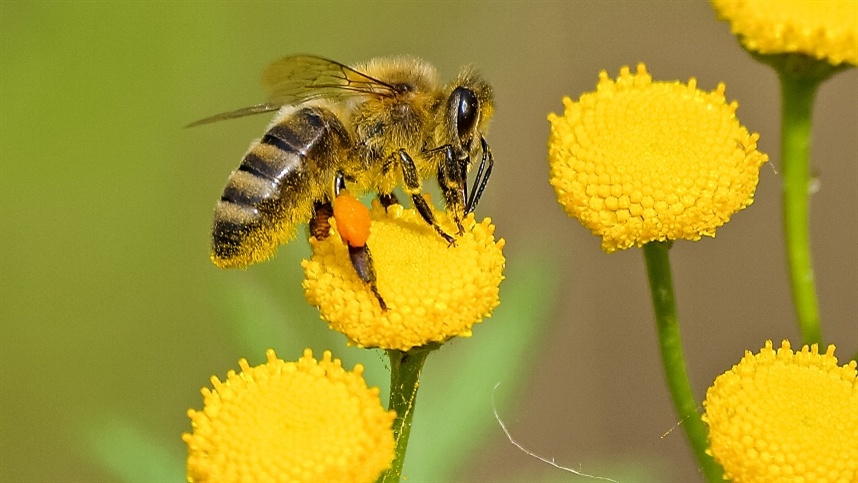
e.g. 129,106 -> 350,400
211,107 -> 348,268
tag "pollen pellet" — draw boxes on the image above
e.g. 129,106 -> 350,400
333,191 -> 371,247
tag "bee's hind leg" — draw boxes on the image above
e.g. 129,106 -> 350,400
347,244 -> 386,310
309,201 -> 334,241
322,171 -> 387,310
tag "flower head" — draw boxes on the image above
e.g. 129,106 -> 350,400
547,64 -> 768,253
712,0 -> 858,66
183,349 -> 395,483
703,340 -> 858,483
303,201 -> 505,351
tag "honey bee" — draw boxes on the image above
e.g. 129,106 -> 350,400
189,55 -> 495,308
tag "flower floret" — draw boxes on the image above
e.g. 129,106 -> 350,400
548,63 -> 768,252
183,348 -> 396,483
712,0 -> 858,66
303,202 -> 505,350
703,340 -> 858,483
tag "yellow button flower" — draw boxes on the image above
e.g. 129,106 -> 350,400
703,340 -> 858,483
302,201 -> 505,351
712,0 -> 858,66
183,349 -> 396,483
548,64 -> 768,253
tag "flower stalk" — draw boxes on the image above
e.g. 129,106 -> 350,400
778,68 -> 824,346
762,53 -> 850,346
378,343 -> 439,483
642,241 -> 724,482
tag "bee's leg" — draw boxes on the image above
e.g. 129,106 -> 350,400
334,169 -> 347,196
309,171 -> 348,241
330,170 -> 387,310
348,244 -> 386,310
309,201 -> 334,241
465,137 -> 494,214
378,193 -> 400,210
436,145 -> 466,235
377,155 -> 401,211
397,149 -> 456,245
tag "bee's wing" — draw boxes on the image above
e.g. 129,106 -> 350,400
186,55 -> 397,128
185,103 -> 286,127
263,55 -> 397,103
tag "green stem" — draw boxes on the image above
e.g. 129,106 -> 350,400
377,343 -> 438,483
778,70 -> 824,346
643,242 -> 723,482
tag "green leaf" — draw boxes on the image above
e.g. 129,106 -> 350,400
402,247 -> 559,481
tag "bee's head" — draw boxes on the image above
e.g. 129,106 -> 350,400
444,68 -> 494,154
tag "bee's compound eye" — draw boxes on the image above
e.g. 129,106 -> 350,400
453,87 -> 479,141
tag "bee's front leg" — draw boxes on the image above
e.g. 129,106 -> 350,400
397,149 -> 456,245
465,136 -> 494,214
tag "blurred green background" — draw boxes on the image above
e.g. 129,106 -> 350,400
1,2 -> 855,482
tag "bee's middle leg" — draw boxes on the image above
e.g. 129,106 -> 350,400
397,149 -> 455,245
377,155 -> 401,210
436,145 -> 467,235
378,193 -> 400,210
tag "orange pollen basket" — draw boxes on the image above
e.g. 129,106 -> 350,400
333,191 -> 371,247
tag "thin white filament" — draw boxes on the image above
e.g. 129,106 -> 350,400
492,383 -> 620,483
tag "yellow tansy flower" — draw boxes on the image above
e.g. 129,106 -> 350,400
712,0 -> 858,66
303,201 -> 505,351
703,340 -> 858,483
548,64 -> 768,253
183,349 -> 396,483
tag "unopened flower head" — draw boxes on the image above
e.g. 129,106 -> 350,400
712,0 -> 858,66
548,64 -> 768,253
303,201 -> 505,351
183,349 -> 395,483
703,340 -> 858,483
